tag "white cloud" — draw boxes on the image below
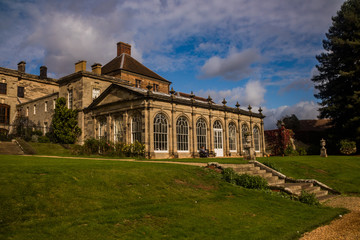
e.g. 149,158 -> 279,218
200,48 -> 261,81
196,80 -> 266,108
263,101 -> 319,129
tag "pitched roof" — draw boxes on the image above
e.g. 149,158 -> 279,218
101,53 -> 170,83
298,119 -> 332,132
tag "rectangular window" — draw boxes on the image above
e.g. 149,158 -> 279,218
26,107 -> 29,117
68,89 -> 73,109
44,101 -> 48,112
92,88 -> 100,100
17,86 -> 24,98
53,99 -> 56,109
135,79 -> 141,88
44,122 -> 48,134
0,83 -> 7,95
33,105 -> 36,115
153,84 -> 159,92
0,104 -> 10,124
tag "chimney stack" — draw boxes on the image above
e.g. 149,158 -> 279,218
117,42 -> 131,56
75,60 -> 87,72
91,63 -> 102,75
18,61 -> 26,73
40,66 -> 47,79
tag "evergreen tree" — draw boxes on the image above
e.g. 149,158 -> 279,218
50,97 -> 81,144
312,0 -> 360,148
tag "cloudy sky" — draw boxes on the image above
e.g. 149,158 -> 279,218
0,0 -> 345,129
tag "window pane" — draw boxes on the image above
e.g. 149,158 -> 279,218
154,113 -> 168,151
176,116 -> 189,151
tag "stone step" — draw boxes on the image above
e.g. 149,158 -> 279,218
268,178 -> 285,186
0,141 -> 24,155
317,194 -> 336,202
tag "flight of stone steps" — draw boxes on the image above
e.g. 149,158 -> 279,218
0,140 -> 24,155
220,162 -> 338,202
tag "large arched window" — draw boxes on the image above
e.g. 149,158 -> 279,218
229,122 -> 236,151
196,118 -> 207,150
113,115 -> 125,143
154,113 -> 168,151
176,116 -> 189,151
213,120 -> 223,149
131,115 -> 142,143
253,126 -> 260,152
241,123 -> 249,151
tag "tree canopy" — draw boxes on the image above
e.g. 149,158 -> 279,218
311,0 -> 360,146
50,97 -> 81,144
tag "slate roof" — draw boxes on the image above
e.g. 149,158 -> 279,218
101,53 -> 170,83
297,119 -> 332,132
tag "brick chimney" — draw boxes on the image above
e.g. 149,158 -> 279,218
91,63 -> 102,75
75,60 -> 87,72
17,61 -> 26,73
117,42 -> 131,56
40,66 -> 47,79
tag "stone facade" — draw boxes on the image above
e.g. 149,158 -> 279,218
1,41 -> 266,159
0,63 -> 58,133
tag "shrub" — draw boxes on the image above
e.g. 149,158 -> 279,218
297,147 -> 307,156
298,191 -> 320,206
339,139 -> 356,155
222,168 -> 268,190
235,174 -> 268,190
83,138 -> 100,155
284,145 -> 299,156
38,135 -> 50,143
222,168 -> 238,184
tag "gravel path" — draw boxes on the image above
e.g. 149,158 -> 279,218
300,196 -> 360,240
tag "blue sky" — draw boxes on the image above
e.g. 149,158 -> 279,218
0,0 -> 345,129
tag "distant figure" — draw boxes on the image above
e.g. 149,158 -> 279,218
199,146 -> 209,158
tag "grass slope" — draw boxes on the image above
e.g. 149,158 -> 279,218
258,155 -> 360,195
0,155 -> 345,240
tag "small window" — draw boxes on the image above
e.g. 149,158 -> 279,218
153,84 -> 159,92
45,101 -> 48,112
33,105 -> 36,115
17,86 -> 24,98
92,88 -> 100,100
0,83 -> 7,95
26,107 -> 29,117
135,79 -> 142,88
53,99 -> 56,109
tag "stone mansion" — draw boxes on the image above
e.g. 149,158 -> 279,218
0,42 -> 266,158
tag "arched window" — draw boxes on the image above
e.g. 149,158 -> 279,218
241,123 -> 249,151
98,117 -> 107,140
176,116 -> 189,151
213,120 -> 223,149
131,115 -> 142,143
229,122 -> 236,151
196,118 -> 207,150
113,115 -> 125,143
154,113 -> 168,151
253,126 -> 260,152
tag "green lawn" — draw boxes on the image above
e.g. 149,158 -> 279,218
0,155 -> 346,240
257,155 -> 360,195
